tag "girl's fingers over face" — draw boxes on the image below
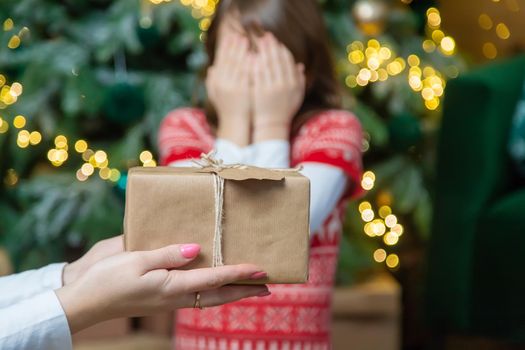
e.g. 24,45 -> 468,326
267,34 -> 283,84
279,44 -> 296,84
215,32 -> 232,66
178,285 -> 271,309
257,35 -> 273,86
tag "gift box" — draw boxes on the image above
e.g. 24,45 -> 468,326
124,160 -> 310,284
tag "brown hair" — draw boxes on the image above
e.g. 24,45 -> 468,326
202,0 -> 341,136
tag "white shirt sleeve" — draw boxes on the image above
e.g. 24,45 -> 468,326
0,263 -> 67,308
0,290 -> 73,350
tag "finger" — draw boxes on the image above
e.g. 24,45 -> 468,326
180,285 -> 271,308
215,32 -> 233,66
267,34 -> 283,85
167,264 -> 267,293
135,244 -> 201,272
258,35 -> 273,86
232,37 -> 249,81
280,44 -> 296,84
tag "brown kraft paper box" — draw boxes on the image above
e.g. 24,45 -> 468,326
124,165 -> 310,284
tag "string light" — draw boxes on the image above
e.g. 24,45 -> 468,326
386,254 -> 399,268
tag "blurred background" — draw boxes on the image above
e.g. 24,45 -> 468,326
1,0 -> 524,349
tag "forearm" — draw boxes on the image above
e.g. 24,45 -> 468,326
252,122 -> 290,143
217,115 -> 250,147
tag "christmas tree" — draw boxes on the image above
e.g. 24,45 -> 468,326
0,0 -> 465,283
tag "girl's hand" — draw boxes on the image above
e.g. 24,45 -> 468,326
56,243 -> 269,333
206,33 -> 251,146
252,34 -> 306,142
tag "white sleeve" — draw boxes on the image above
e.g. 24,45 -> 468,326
300,163 -> 347,234
0,290 -> 72,350
0,263 -> 66,308
248,141 -> 347,234
245,140 -> 290,168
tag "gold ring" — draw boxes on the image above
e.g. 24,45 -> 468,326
193,292 -> 203,309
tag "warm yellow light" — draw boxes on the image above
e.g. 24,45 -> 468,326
99,167 -> 111,180
427,12 -> 441,28
385,214 -> 398,228
361,177 -> 374,190
361,208 -> 375,222
75,140 -> 88,153
94,150 -> 108,164
496,23 -> 510,39
377,68 -> 388,81
364,222 -> 374,237
378,206 -> 392,218
367,57 -> 380,71
143,160 -> 157,167
76,169 -> 88,182
81,163 -> 95,176
17,130 -> 30,143
56,149 -> 68,162
29,131 -> 42,145
363,170 -> 376,181
199,17 -> 211,31
356,75 -> 368,87
82,149 -> 94,162
478,14 -> 493,30
345,75 -> 357,88
392,224 -> 404,236
348,50 -> 365,64
367,39 -> 380,49
3,18 -> 14,31
140,150 -> 153,164
384,232 -> 399,245
358,68 -> 372,82
55,135 -> 68,149
422,39 -> 436,53
422,87 -> 435,101
386,254 -> 399,268
8,35 -> 21,49
431,30 -> 444,44
10,82 -> 23,96
359,201 -> 372,213
379,47 -> 391,60
109,169 -> 121,182
373,249 -> 387,263
13,115 -> 26,128
482,42 -> 498,59
407,54 -> 420,67
440,36 -> 455,54
425,97 -> 440,110
371,219 -> 386,236
0,119 -> 8,133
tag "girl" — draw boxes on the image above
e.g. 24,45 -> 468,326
159,0 -> 363,349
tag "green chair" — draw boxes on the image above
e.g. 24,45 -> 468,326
426,55 -> 525,343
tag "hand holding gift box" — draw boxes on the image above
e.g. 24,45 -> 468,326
124,152 -> 310,284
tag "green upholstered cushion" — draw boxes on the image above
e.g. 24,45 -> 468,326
471,189 -> 525,336
426,55 -> 525,332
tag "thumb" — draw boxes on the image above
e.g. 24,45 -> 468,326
135,244 -> 201,272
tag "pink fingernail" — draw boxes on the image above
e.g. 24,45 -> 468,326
250,271 -> 268,280
257,290 -> 271,297
180,244 -> 201,259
